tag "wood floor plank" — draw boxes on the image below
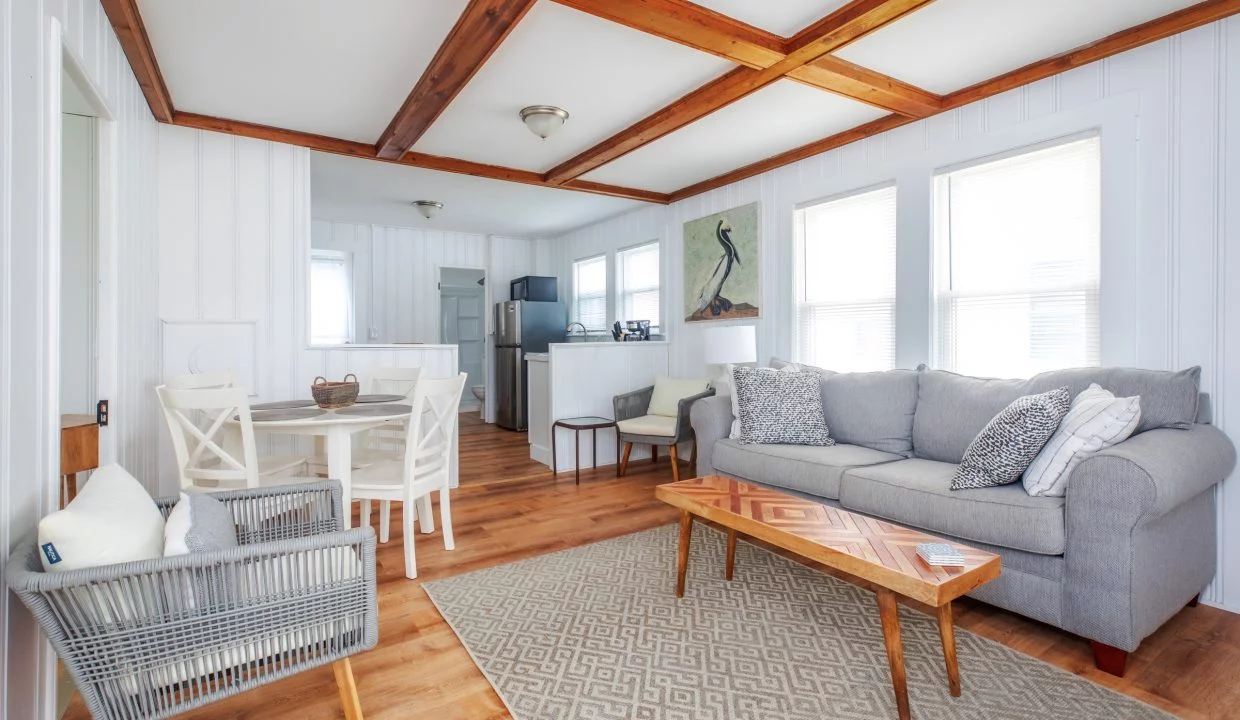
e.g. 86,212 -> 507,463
62,414 -> 1236,719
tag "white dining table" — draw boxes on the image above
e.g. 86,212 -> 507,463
229,403 -> 413,529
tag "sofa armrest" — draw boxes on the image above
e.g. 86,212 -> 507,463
689,394 -> 734,475
1069,424 -> 1235,525
614,386 -> 654,422
676,389 -> 717,440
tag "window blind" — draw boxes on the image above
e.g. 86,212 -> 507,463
572,255 -> 608,331
309,250 -> 354,345
794,185 -> 897,372
617,242 -> 660,328
933,136 -> 1101,378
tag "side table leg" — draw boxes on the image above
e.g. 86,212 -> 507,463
876,589 -> 911,720
676,511 -> 693,598
575,429 -> 581,486
937,602 -> 961,696
725,529 -> 737,581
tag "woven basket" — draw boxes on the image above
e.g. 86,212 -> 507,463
311,374 -> 359,408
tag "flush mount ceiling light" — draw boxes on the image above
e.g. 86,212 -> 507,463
412,200 -> 443,220
519,105 -> 569,140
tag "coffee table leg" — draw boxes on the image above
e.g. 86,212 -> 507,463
725,529 -> 737,581
937,601 -> 961,697
876,589 -> 911,720
676,511 -> 693,598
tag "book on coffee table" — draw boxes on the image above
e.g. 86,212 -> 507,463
916,543 -> 966,567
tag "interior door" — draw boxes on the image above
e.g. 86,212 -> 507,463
441,286 -> 486,405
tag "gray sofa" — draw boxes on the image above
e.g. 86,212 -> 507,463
691,365 -> 1236,676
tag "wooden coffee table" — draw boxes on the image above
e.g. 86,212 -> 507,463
656,476 -> 1000,720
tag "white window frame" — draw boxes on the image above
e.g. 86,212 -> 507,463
793,183 -> 898,372
931,133 -> 1102,378
615,241 -> 661,331
571,254 -> 609,332
309,248 -> 355,345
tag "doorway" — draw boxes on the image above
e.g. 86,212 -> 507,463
439,267 -> 486,412
60,70 -> 99,418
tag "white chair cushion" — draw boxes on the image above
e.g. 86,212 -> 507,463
38,464 -> 165,572
649,376 -> 710,417
617,414 -> 678,437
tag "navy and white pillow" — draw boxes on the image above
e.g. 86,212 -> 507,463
733,366 -> 833,446
952,387 -> 1071,490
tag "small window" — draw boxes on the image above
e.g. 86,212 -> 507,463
793,185 -> 897,371
616,242 -> 660,329
309,249 -> 354,345
933,136 -> 1101,378
572,255 -> 608,331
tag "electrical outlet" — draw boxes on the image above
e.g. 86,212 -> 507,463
97,399 -> 109,426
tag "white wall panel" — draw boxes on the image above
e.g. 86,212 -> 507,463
550,20 -> 1240,612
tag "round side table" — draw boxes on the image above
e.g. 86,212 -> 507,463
552,416 -> 619,485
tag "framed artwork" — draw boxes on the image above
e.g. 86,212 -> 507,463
683,202 -> 760,322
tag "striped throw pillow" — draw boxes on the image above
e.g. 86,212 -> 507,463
1022,384 -> 1141,497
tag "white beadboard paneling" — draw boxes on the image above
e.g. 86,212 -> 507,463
550,19 -> 1240,612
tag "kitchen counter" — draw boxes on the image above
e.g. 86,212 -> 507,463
526,353 -> 548,362
550,341 -> 668,349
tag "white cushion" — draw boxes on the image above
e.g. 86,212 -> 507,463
38,464 -> 165,572
617,414 -> 678,437
648,376 -> 709,417
1023,384 -> 1141,497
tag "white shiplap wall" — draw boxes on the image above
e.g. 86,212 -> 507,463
1,1 -> 160,717
551,21 -> 1240,612
308,219 -> 540,423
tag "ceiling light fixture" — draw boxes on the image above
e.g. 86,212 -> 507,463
412,200 -> 443,220
519,105 -> 569,140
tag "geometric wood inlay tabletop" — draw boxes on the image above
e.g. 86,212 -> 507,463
656,475 -> 1000,607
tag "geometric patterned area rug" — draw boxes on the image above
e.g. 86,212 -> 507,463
424,525 -> 1171,720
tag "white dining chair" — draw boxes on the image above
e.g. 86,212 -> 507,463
350,372 -> 466,579
164,370 -> 238,390
156,385 -> 309,491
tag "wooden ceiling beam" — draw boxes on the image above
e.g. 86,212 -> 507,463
543,0 -> 937,185
669,0 -> 1240,202
788,56 -> 941,117
172,112 -> 670,204
100,0 -> 173,122
374,0 -> 538,160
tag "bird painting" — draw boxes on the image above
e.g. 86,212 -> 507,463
683,203 -> 760,322
692,219 -> 740,317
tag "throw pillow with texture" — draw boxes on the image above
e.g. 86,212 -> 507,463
1022,384 -> 1141,497
733,366 -> 833,446
728,364 -> 818,440
952,387 -> 1071,490
164,492 -> 239,556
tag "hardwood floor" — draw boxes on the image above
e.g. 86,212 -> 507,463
65,414 -> 1240,719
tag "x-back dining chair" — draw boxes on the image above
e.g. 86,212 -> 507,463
351,372 -> 466,578
165,369 -> 238,390
157,385 -> 308,491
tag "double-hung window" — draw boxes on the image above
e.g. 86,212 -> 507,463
793,185 -> 897,371
616,242 -> 660,329
933,136 -> 1101,378
572,255 -> 608,331
309,249 -> 354,345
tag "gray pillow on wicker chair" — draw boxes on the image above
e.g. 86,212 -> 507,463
733,366 -> 834,446
165,492 -> 239,556
952,387 -> 1072,490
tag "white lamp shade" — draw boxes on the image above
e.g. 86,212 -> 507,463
702,325 -> 757,365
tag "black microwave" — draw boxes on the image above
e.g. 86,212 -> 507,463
510,276 -> 558,302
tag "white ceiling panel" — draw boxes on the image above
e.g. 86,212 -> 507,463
311,152 -> 645,238
411,1 -> 732,173
140,0 -> 469,142
689,0 -> 851,37
581,80 -> 885,193
836,0 -> 1200,95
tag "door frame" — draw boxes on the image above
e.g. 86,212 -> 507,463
435,265 -> 488,415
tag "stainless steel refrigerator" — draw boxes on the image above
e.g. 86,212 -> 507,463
495,300 -> 566,431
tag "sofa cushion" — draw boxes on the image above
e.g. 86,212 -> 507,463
713,439 -> 901,500
952,387 -> 1071,490
913,367 -> 1201,463
822,369 -> 918,457
617,414 -> 677,437
733,367 -> 833,446
840,459 -> 1067,555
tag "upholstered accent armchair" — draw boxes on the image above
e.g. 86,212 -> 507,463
614,382 -> 715,482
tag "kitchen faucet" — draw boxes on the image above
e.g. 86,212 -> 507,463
566,322 -> 588,336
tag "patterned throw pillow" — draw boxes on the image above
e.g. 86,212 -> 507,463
951,387 -> 1071,490
1022,384 -> 1141,497
733,366 -> 833,446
